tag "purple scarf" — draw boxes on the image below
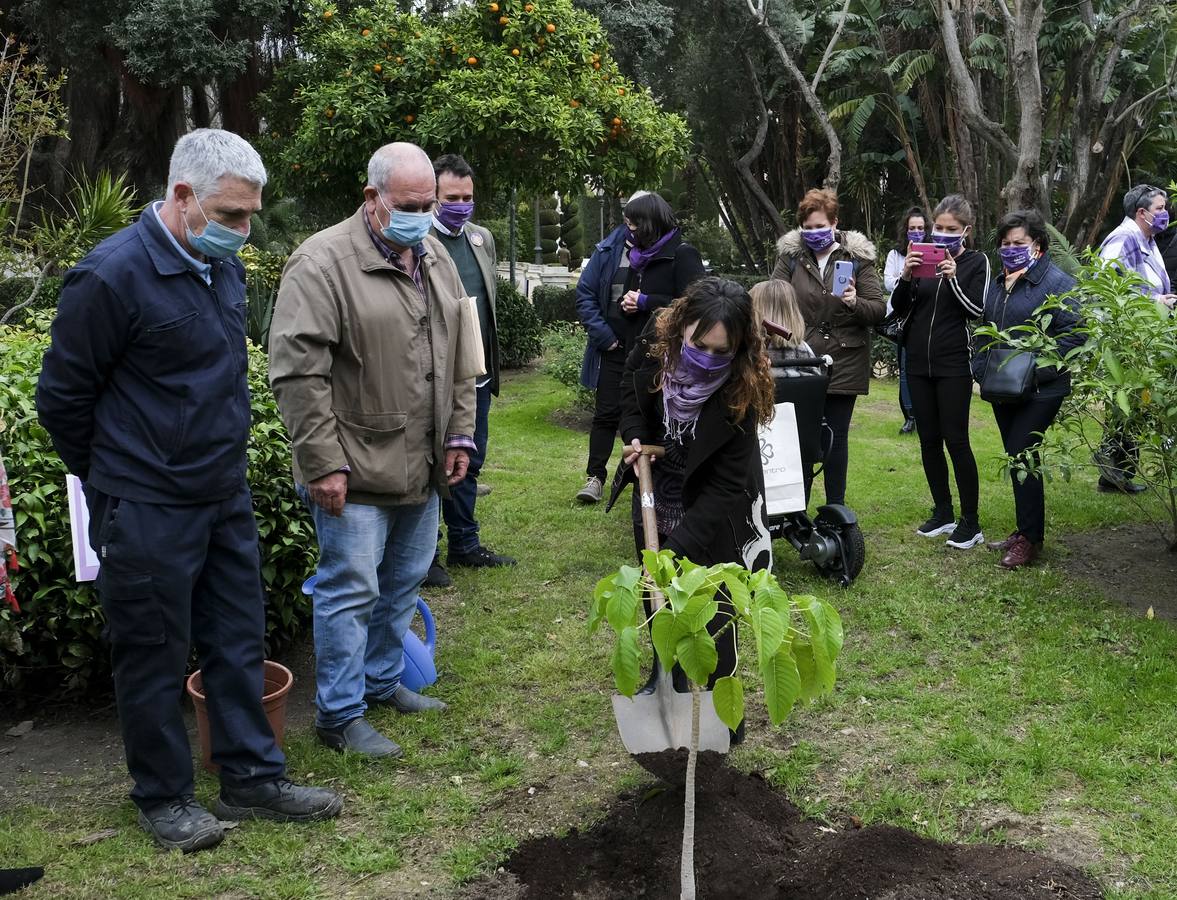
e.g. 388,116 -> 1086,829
628,228 -> 679,273
661,344 -> 732,441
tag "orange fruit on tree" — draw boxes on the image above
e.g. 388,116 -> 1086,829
395,56 -> 403,63
616,87 -> 625,95
361,28 -> 370,36
545,22 -> 556,32
592,61 -> 600,69
404,114 -> 415,123
292,163 -> 301,170
569,99 -> 580,108
612,116 -> 621,125
325,108 -> 335,118
468,56 -> 478,65
499,15 -> 509,24
373,63 -> 382,72
511,47 -> 520,56
489,1 -> 499,10
322,9 -> 333,19
525,2 -> 534,10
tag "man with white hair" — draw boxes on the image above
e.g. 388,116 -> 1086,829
269,142 -> 477,758
37,129 -> 342,852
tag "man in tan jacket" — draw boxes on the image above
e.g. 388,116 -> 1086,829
269,142 -> 477,758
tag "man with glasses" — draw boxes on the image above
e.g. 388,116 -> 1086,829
269,142 -> 478,757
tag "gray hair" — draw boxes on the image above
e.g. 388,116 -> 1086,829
367,142 -> 433,193
1123,183 -> 1166,217
167,128 -> 267,198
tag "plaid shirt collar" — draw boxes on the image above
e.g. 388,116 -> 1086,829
363,207 -> 429,271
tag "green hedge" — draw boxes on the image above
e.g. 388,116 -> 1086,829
496,279 -> 543,369
0,326 -> 315,694
541,322 -> 594,410
532,284 -> 579,326
0,276 -> 63,324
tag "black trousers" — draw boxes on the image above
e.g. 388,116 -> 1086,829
991,394 -> 1065,544
86,485 -> 285,810
586,346 -> 628,482
906,374 -> 979,519
805,394 -> 856,506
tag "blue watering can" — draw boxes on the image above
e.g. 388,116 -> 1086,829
300,575 -> 437,692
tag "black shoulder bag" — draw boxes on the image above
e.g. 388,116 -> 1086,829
979,285 -> 1036,404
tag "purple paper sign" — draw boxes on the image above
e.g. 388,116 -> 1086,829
66,475 -> 100,582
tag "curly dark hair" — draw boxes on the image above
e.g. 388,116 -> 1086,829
649,276 -> 775,428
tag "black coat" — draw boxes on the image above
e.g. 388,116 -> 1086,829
632,233 -> 705,314
607,327 -> 772,571
889,248 -> 991,378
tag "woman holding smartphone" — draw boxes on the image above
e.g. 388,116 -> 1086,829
889,194 -> 991,548
884,206 -> 928,435
771,189 -> 885,507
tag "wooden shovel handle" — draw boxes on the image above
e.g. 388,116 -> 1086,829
635,446 -> 668,612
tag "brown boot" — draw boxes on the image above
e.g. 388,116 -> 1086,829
999,534 -> 1040,569
987,531 -> 1019,552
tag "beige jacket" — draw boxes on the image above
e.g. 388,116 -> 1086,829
269,207 -> 477,506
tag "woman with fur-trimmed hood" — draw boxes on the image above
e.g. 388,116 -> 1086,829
771,189 -> 885,507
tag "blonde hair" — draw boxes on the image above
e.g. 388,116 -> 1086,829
750,280 -> 805,349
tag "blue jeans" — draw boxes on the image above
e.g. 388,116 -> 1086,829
300,487 -> 439,729
442,383 -> 492,554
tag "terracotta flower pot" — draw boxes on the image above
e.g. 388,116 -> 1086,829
186,660 -> 293,774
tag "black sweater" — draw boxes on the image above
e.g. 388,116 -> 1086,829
890,248 -> 991,378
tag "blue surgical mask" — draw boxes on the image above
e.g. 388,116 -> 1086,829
186,193 -> 249,258
379,194 -> 433,247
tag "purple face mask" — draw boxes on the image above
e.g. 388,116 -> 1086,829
907,229 -> 925,244
680,342 -> 733,381
931,230 -> 966,253
435,201 -> 474,232
1149,210 -> 1170,234
999,244 -> 1035,272
801,227 -> 835,252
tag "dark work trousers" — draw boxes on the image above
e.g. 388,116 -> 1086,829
586,346 -> 628,482
805,394 -> 857,506
906,374 -> 979,519
991,394 -> 1065,544
85,485 -> 285,811
442,382 -> 492,554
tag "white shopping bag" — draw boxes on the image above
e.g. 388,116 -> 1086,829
759,402 -> 807,516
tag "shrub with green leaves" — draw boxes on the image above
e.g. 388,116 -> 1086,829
0,326 -> 315,693
976,254 -> 1177,549
495,278 -> 543,368
532,284 -> 578,325
541,321 -> 593,408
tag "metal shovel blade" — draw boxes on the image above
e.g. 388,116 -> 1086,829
611,671 -> 731,755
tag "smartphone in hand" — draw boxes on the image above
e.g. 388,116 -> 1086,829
910,243 -> 946,278
832,259 -> 854,297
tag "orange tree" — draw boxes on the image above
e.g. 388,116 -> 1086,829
262,0 -> 689,204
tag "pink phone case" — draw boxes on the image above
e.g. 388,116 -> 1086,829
911,243 -> 946,278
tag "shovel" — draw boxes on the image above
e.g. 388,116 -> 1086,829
610,445 -> 731,756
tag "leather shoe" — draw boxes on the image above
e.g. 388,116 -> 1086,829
1098,476 -> 1146,494
214,778 -> 343,823
447,545 -> 516,568
137,796 -> 223,853
999,534 -> 1040,569
899,416 -> 917,435
317,717 -> 402,758
986,531 -> 1019,552
371,683 -> 448,714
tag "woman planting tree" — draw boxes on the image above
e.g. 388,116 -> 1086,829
608,276 -> 775,741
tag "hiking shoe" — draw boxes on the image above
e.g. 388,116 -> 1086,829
372,683 -> 447,714
916,508 -> 955,537
899,417 -> 917,435
423,556 -> 452,588
945,519 -> 984,550
447,545 -> 516,568
137,796 -> 223,853
1098,476 -> 1146,494
576,476 -> 603,504
986,531 -> 1019,552
316,717 -> 402,758
214,778 -> 343,823
999,534 -> 1040,569
475,482 -> 492,498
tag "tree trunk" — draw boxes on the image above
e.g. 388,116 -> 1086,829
680,683 -> 701,900
1000,0 -> 1048,214
220,51 -> 266,136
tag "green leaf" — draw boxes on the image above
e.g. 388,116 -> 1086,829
756,606 -> 786,666
798,597 -> 838,692
650,607 -> 683,672
612,626 -> 641,697
605,581 -> 639,633
711,676 -> 744,731
1115,389 -> 1131,416
1104,347 -> 1123,384
762,647 -> 801,726
670,565 -> 711,601
675,631 -> 718,685
678,595 -> 720,634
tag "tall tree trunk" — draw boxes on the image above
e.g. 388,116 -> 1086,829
735,54 -> 787,239
1000,0 -> 1048,213
220,51 -> 265,136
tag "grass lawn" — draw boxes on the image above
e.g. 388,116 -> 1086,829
1,366 -> 1174,899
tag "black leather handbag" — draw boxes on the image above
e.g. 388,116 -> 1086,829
874,310 -> 905,344
980,347 -> 1036,403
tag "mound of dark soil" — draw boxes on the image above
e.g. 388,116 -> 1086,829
459,751 -> 1101,900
